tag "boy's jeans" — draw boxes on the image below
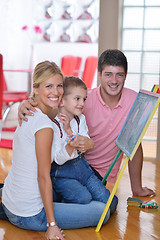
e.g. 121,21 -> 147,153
51,154 -> 118,214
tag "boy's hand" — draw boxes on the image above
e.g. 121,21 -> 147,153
58,113 -> 72,136
65,135 -> 79,156
67,135 -> 79,148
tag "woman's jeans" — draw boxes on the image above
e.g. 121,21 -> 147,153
2,201 -> 110,230
51,155 -> 118,214
0,155 -> 118,231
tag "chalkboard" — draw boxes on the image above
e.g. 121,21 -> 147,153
116,89 -> 160,159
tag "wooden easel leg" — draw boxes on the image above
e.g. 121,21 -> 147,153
95,156 -> 129,232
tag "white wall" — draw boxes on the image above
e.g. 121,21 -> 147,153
32,42 -> 98,88
0,0 -> 34,91
0,0 -> 98,92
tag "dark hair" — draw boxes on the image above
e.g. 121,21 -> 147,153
63,76 -> 87,96
98,49 -> 128,75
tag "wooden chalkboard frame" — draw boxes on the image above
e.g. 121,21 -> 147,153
115,89 -> 160,160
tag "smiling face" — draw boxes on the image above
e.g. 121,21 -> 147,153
34,74 -> 63,114
62,86 -> 87,119
99,65 -> 127,105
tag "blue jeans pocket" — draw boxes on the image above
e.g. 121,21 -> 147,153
3,204 -> 47,231
3,205 -> 24,228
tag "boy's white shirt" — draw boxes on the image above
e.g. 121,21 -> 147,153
52,114 -> 90,165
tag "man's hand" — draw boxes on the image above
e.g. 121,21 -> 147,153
18,99 -> 38,126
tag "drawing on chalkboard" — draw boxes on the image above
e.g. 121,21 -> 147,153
116,89 -> 160,159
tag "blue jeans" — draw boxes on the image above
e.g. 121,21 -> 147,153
2,201 -> 110,230
0,202 -> 9,221
51,155 -> 118,214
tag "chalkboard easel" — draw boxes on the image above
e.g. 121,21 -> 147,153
96,89 -> 160,232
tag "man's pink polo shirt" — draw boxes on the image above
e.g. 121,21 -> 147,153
83,85 -> 137,183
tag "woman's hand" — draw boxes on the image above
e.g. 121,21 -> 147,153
18,99 -> 38,125
45,225 -> 66,240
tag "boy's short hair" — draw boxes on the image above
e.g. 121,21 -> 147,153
63,76 -> 87,96
98,49 -> 128,75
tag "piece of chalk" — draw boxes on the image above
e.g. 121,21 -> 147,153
65,135 -> 76,142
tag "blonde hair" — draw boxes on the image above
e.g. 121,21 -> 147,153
30,61 -> 64,99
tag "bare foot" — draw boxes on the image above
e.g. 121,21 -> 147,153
133,187 -> 156,197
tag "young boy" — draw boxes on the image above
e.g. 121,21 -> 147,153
50,76 -> 118,214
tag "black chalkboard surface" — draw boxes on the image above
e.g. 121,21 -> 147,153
115,89 -> 160,159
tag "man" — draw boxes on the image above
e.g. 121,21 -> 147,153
18,49 -> 155,197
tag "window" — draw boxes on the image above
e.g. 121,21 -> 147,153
122,0 -> 160,158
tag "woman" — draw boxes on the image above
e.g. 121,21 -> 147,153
1,61 -> 110,240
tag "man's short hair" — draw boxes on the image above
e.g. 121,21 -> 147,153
98,49 -> 128,74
